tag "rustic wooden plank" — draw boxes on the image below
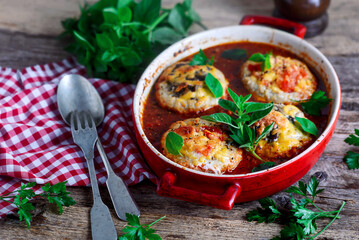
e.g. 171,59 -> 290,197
0,0 -> 358,56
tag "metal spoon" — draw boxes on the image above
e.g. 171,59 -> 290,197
57,74 -> 140,221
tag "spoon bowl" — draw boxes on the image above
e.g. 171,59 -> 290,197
57,74 -> 104,126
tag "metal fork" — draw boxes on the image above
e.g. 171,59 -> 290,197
71,110 -> 117,240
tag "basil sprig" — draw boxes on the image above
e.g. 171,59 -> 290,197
165,131 -> 183,155
295,117 -> 319,136
61,0 -> 204,83
189,49 -> 214,66
201,89 -> 274,161
248,52 -> 272,71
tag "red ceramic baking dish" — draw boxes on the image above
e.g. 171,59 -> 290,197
133,18 -> 341,210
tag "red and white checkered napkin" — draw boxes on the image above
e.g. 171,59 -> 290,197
0,58 -> 156,217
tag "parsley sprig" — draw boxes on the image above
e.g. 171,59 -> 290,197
201,89 -> 274,161
247,176 -> 346,240
0,181 -> 76,228
119,213 -> 166,240
61,0 -> 203,83
344,128 -> 359,169
300,91 -> 332,116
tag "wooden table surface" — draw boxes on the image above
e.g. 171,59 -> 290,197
0,0 -> 358,239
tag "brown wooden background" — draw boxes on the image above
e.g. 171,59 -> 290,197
0,0 -> 358,239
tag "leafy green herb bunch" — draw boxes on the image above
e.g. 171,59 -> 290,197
61,0 -> 203,83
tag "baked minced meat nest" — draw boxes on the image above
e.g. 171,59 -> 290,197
155,62 -> 229,114
253,104 -> 314,159
161,118 -> 242,174
241,55 -> 317,104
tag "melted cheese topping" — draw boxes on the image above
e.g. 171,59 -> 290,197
254,104 -> 313,159
241,55 -> 317,104
155,62 -> 229,114
161,118 -> 242,174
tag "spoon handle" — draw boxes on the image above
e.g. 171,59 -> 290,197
96,140 -> 141,220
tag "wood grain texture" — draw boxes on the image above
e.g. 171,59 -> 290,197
0,0 -> 358,239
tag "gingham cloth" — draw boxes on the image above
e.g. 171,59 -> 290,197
0,58 -> 156,218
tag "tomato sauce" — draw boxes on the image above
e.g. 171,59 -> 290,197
142,42 -> 329,174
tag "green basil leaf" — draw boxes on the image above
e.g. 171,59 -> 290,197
218,99 -> 238,113
295,117 -> 318,136
96,33 -> 113,50
117,0 -> 132,9
103,7 -> 119,24
264,54 -> 271,70
252,162 -> 276,172
101,51 -> 117,62
249,53 -> 265,62
152,27 -> 183,45
245,102 -> 273,113
168,4 -> 188,35
248,105 -> 273,126
205,73 -> 223,98
189,49 -> 214,66
255,122 -> 275,144
120,49 -> 142,67
134,0 -> 160,24
118,7 -> 132,23
94,55 -> 108,73
220,49 -> 247,60
73,31 -> 95,52
165,132 -> 183,155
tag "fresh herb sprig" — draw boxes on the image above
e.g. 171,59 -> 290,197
249,52 -> 272,71
300,91 -> 332,116
61,0 -> 203,83
201,89 -> 274,161
189,49 -> 214,66
344,129 -> 359,169
247,176 -> 346,240
119,213 -> 166,240
0,181 -> 76,228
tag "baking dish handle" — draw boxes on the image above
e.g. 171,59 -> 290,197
157,171 -> 241,210
240,15 -> 307,39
